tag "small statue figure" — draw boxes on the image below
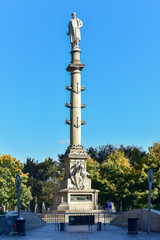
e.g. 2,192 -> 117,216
80,166 -> 89,189
67,12 -> 83,49
74,167 -> 83,189
71,163 -> 82,189
71,163 -> 89,190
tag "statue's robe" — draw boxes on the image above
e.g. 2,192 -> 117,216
68,18 -> 83,44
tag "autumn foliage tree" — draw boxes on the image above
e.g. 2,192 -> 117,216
87,151 -> 134,211
0,154 -> 32,210
87,143 -> 160,211
86,157 -> 100,191
100,151 -> 134,210
132,143 -> 160,209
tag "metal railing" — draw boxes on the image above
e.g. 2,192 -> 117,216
38,212 -> 122,223
37,212 -> 123,231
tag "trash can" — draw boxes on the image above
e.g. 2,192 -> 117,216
60,222 -> 64,231
128,218 -> 139,234
97,222 -> 102,231
16,219 -> 26,236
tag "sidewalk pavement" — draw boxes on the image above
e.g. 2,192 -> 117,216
1,224 -> 160,240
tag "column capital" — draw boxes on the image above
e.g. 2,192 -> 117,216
66,63 -> 85,72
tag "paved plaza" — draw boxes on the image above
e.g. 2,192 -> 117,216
1,224 -> 160,240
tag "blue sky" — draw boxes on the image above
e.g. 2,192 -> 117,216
0,0 -> 160,163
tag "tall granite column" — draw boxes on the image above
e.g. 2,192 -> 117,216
66,48 -> 85,146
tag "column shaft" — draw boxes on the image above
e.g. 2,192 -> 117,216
70,69 -> 81,146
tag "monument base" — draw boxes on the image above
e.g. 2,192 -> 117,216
51,188 -> 99,211
50,145 -> 99,212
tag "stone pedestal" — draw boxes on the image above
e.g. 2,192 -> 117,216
52,189 -> 99,211
51,145 -> 99,211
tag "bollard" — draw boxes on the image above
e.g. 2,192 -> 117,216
60,222 -> 64,231
97,222 -> 102,231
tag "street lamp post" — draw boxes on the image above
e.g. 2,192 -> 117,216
15,174 -> 21,219
15,174 -> 26,236
147,169 -> 154,234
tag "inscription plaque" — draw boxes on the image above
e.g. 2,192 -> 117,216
70,195 -> 92,201
69,215 -> 94,225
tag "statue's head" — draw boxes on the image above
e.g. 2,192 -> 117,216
71,12 -> 76,19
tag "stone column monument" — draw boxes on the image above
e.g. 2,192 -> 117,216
52,13 -> 99,212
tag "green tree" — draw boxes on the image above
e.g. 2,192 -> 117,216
23,157 -> 64,212
87,157 -> 100,190
23,158 -> 40,211
0,154 -> 32,210
87,151 -> 134,211
87,144 -> 146,166
41,158 -> 64,210
132,142 -> 160,209
87,145 -> 116,164
119,145 -> 146,167
100,151 -> 134,211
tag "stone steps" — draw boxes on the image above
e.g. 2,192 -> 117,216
20,211 -> 46,230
